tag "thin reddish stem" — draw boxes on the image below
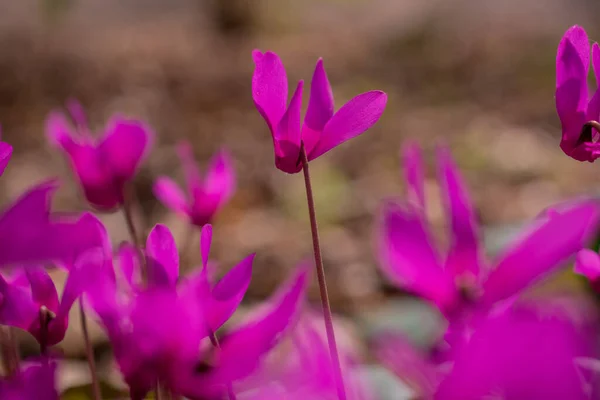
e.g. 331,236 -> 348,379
299,143 -> 347,400
80,300 -> 102,400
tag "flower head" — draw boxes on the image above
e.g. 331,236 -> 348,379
556,25 -> 600,161
46,101 -> 153,210
378,143 -> 600,342
86,222 -> 256,398
153,142 -> 235,227
252,51 -> 387,173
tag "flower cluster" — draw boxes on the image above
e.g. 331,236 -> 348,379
0,27 -> 597,400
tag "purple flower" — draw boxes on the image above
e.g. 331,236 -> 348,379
179,264 -> 310,400
556,25 -> 600,161
0,359 -> 58,400
0,246 -> 102,346
376,304 -> 598,399
86,223 -> 256,398
378,143 -> 600,338
252,51 -> 387,173
0,126 -> 13,177
153,142 -> 235,227
574,247 -> 600,292
0,181 -> 104,268
46,101 -> 153,210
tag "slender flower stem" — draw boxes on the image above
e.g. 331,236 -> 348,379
299,143 -> 347,400
79,300 -> 102,400
208,330 -> 237,400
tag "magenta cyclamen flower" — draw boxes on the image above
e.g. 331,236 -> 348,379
0,181 -> 104,268
0,126 -> 12,177
378,143 -> 599,337
556,25 -> 600,161
252,51 -> 387,173
153,142 -> 235,227
0,247 -> 101,347
46,101 -> 152,210
0,359 -> 58,400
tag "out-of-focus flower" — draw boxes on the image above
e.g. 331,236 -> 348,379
46,101 -> 152,210
0,126 -> 12,177
378,143 -> 600,343
0,181 -> 104,268
87,223 -> 291,399
180,264 -> 310,400
252,51 -> 387,173
375,304 -> 598,400
0,247 -> 102,347
153,142 -> 235,227
574,247 -> 600,292
0,359 -> 58,400
233,312 -> 372,400
556,25 -> 600,161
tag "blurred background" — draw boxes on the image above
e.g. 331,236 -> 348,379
2,0 -> 600,397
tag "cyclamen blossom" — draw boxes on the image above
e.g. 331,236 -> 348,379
378,143 -> 600,342
86,222 -> 307,399
556,25 -> 600,161
153,142 -> 235,227
252,51 -> 387,173
46,101 -> 152,210
0,244 -> 102,347
0,359 -> 58,400
375,303 -> 598,399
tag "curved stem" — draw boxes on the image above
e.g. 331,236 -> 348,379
79,300 -> 102,400
299,143 -> 347,400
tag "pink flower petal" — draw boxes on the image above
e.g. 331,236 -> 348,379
308,90 -> 387,160
482,200 -> 600,305
252,50 -> 288,133
200,224 -> 213,270
99,117 -> 152,181
274,80 -> 304,148
377,201 -> 457,310
145,224 -> 179,288
176,141 -> 203,199
402,142 -> 426,210
302,58 -> 334,155
0,141 -> 12,177
436,146 -> 483,279
153,176 -> 189,215
574,248 -> 600,281
25,266 -> 59,314
0,273 -> 38,331
206,253 -> 254,332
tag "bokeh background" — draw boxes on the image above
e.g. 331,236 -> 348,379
2,0 -> 600,397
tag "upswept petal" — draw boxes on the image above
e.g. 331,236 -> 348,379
436,146 -> 482,279
0,131 -> 12,176
556,26 -> 590,93
99,117 -> 152,180
145,224 -> 179,288
45,112 -> 79,153
182,265 -> 309,398
25,266 -> 59,314
0,274 -> 38,330
176,141 -> 203,197
252,50 -> 288,132
377,201 -> 457,310
302,58 -> 334,155
574,248 -> 600,281
118,242 -> 141,289
206,253 -> 254,332
402,142 -> 426,210
200,224 -> 213,270
0,182 -> 102,267
308,90 -> 387,160
275,80 -> 304,148
482,200 -> 600,305
586,43 -> 600,123
153,177 -> 188,214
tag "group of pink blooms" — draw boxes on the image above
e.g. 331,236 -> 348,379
0,25 -> 600,400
